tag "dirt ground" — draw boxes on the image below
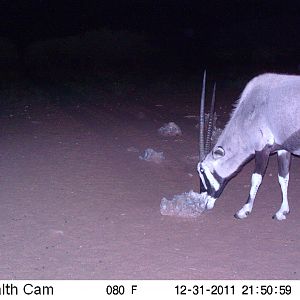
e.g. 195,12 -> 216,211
0,82 -> 299,280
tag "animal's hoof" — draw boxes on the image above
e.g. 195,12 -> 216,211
235,203 -> 252,219
234,213 -> 241,219
234,209 -> 250,219
272,214 -> 286,220
234,212 -> 247,219
273,211 -> 289,221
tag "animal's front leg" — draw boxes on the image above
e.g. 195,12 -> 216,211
235,147 -> 271,219
273,150 -> 291,220
234,173 -> 262,219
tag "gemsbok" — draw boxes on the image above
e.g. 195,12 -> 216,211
198,72 -> 300,220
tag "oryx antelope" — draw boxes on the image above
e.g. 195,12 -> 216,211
198,72 -> 300,220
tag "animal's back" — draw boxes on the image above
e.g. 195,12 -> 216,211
250,73 -> 300,152
227,73 -> 300,153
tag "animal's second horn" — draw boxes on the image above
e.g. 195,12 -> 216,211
205,82 -> 216,154
199,70 -> 206,161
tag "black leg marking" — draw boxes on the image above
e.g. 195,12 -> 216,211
254,145 -> 272,175
277,150 -> 291,178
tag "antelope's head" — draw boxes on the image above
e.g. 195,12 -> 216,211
197,72 -> 232,209
197,72 -> 252,209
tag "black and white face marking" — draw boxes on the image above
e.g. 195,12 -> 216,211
197,162 -> 227,209
197,162 -> 208,191
198,163 -> 220,192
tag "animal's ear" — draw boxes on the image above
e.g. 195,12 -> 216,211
213,146 -> 225,159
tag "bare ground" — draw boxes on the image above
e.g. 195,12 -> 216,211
0,84 -> 299,280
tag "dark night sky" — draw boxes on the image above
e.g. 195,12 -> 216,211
0,1 -> 299,40
1,0 -> 300,71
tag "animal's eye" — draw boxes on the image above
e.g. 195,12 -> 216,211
213,146 -> 225,158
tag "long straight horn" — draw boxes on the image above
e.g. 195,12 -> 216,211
199,70 -> 206,161
205,82 -> 216,154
